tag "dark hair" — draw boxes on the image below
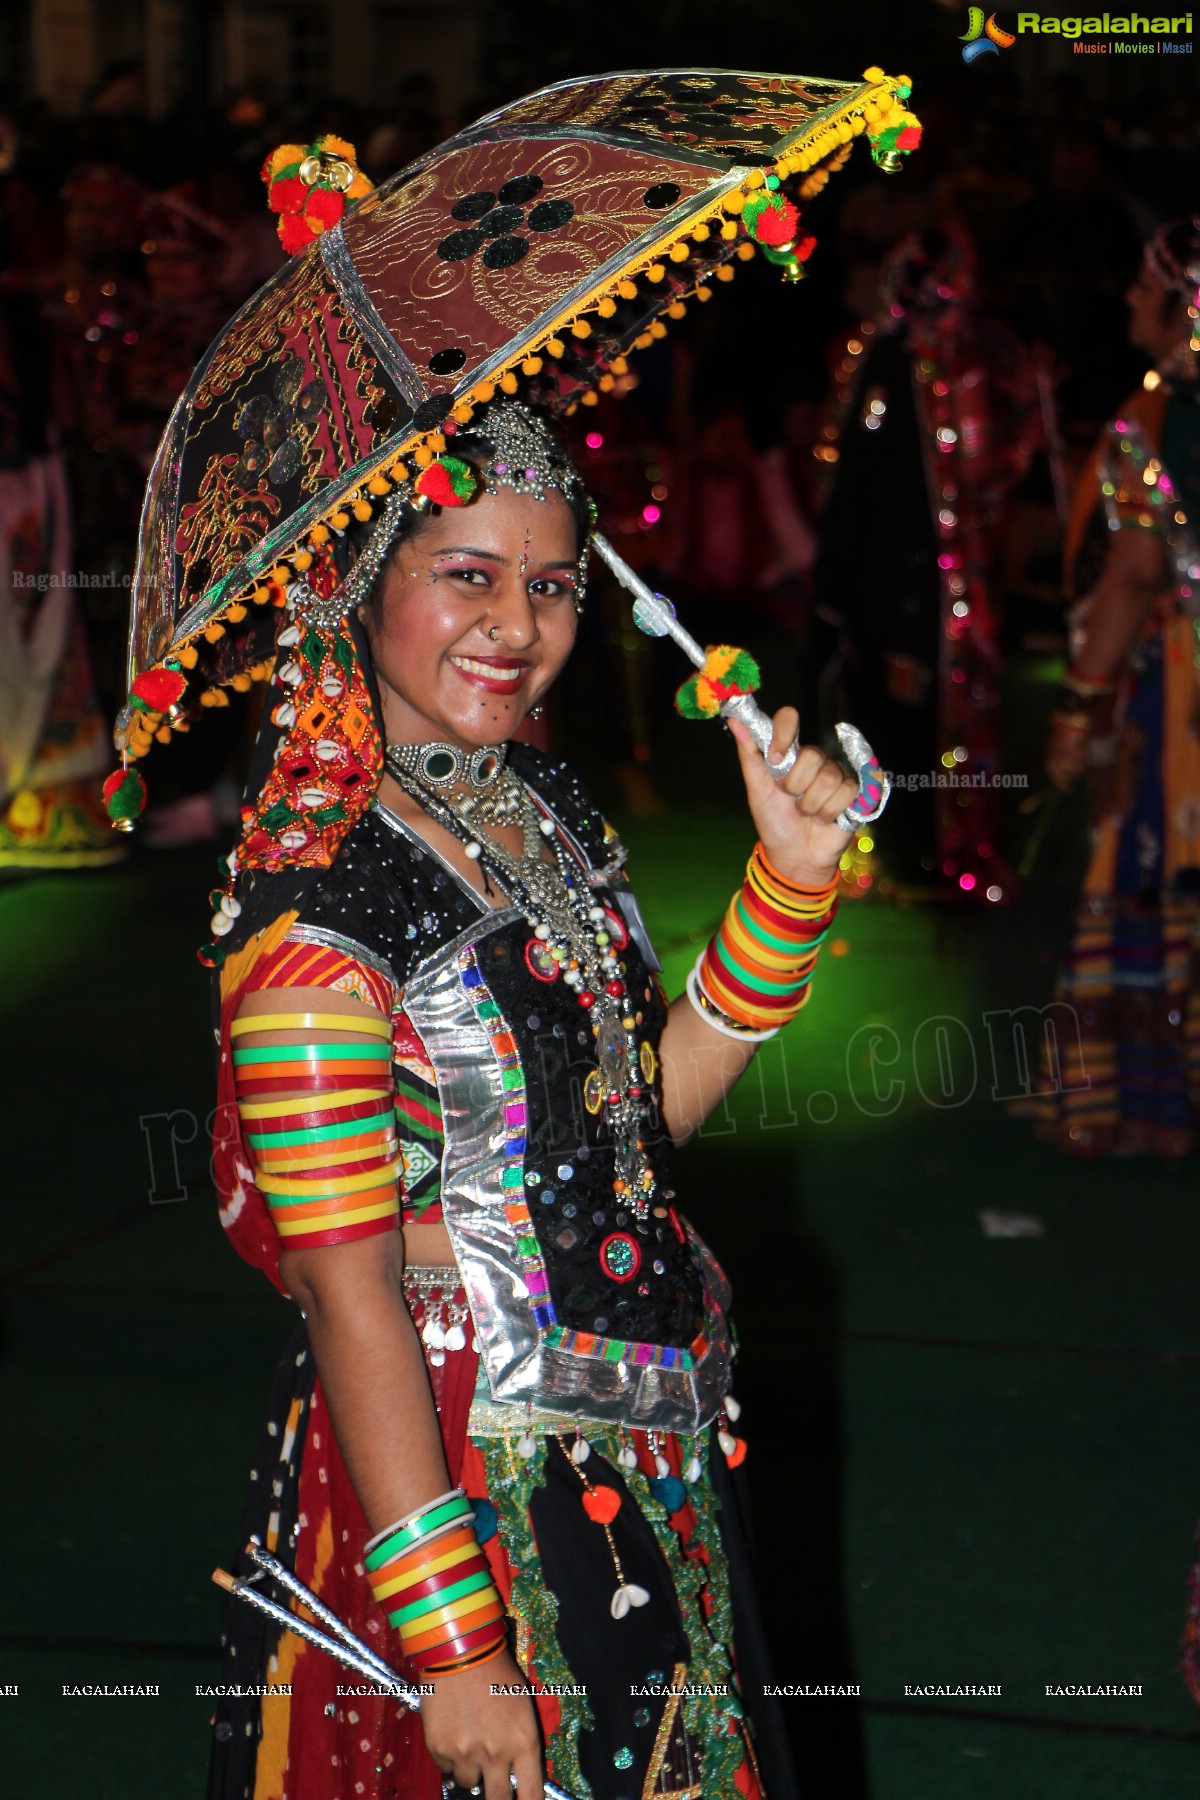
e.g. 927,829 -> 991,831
1155,217 -> 1200,328
351,426 -> 592,624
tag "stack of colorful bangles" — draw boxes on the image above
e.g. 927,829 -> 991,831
364,1487 -> 507,1676
688,842 -> 839,1039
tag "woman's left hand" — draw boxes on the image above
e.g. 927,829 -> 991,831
728,707 -> 859,887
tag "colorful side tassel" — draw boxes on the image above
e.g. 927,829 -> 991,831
262,134 -> 374,255
674,644 -> 762,720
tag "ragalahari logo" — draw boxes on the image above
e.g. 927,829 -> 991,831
961,7 -> 1017,59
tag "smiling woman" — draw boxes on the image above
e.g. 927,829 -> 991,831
201,400 -> 859,1800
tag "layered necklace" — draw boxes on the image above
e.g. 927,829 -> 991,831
384,740 -> 658,1220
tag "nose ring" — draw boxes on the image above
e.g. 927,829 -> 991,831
487,625 -> 500,642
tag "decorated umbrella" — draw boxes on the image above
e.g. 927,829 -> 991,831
109,63 -> 920,859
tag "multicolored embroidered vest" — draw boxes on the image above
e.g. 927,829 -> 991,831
293,748 -> 732,1433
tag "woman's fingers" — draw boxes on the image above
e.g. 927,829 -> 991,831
512,1741 -> 546,1800
766,705 -> 800,767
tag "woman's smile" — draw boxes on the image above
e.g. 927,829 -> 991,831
447,653 -> 533,693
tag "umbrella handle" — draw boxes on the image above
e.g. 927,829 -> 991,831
591,534 -> 889,830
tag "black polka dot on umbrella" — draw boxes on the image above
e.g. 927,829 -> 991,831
482,235 -> 529,269
450,191 -> 496,221
428,347 -> 467,375
437,228 -> 486,261
643,182 -> 681,209
498,174 -> 544,205
528,199 -> 574,231
478,204 -> 525,238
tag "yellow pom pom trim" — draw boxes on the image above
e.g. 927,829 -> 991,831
178,643 -> 199,669
597,297 -> 617,318
545,338 -> 565,358
310,524 -> 330,545
475,380 -> 496,401
451,401 -> 475,424
367,475 -> 390,496
519,357 -> 542,377
413,445 -> 434,468
352,500 -> 372,522
225,603 -> 248,622
203,622 -> 225,643
617,279 -> 638,300
329,509 -> 350,529
571,319 -> 591,339
500,371 -> 519,393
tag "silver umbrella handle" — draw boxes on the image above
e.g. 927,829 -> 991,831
592,533 -> 889,832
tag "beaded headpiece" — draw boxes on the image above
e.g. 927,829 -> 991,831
296,400 -> 591,631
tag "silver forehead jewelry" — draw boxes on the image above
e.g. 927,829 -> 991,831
291,400 -> 590,631
474,400 -> 585,505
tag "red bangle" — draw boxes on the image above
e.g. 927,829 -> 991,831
387,1554 -> 491,1613
415,1621 -> 509,1673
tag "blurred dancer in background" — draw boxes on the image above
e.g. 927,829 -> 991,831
1033,217 -> 1200,1157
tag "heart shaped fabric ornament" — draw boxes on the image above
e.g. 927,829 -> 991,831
724,1436 -> 748,1468
582,1486 -> 622,1525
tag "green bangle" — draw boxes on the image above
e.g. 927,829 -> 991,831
387,1568 -> 495,1628
364,1494 -> 474,1571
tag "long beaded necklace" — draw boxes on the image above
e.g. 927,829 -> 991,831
384,743 -> 658,1221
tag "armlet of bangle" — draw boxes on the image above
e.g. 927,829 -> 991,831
232,1009 -> 399,1250
696,843 -> 837,1033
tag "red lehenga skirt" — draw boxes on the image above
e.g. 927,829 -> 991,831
207,1271 -> 793,1800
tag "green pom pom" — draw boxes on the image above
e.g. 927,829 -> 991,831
725,650 -> 761,693
675,674 -> 716,720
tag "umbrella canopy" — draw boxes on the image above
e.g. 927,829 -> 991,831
118,64 -> 919,765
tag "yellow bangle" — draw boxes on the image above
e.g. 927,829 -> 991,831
231,1010 -> 393,1039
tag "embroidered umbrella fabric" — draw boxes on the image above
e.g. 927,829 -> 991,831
122,65 -> 919,711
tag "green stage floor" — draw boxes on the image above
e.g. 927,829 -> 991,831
3,700 -> 1200,1797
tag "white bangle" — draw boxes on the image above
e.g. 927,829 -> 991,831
362,1485 -> 465,1555
685,954 -> 780,1043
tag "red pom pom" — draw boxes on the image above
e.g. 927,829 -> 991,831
102,766 -> 147,821
277,213 -> 316,255
130,666 -> 186,712
304,187 -> 345,230
897,124 -> 922,150
581,1487 -> 622,1525
267,174 -> 306,216
796,234 -> 818,263
752,198 -> 799,248
415,460 -> 472,509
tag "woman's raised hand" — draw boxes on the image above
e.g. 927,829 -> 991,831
727,707 -> 858,887
421,1650 -> 544,1800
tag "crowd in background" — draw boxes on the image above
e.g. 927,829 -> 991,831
0,56 -> 1196,860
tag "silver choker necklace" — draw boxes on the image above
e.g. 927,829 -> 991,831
386,740 -> 507,791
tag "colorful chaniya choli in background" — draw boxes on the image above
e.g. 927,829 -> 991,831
0,428 -> 119,868
1030,376 -> 1200,1156
813,228 -> 1037,903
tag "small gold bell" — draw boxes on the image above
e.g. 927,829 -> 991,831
298,154 -> 323,187
876,150 -> 903,174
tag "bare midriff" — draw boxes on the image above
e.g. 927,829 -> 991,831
401,1219 -> 456,1270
